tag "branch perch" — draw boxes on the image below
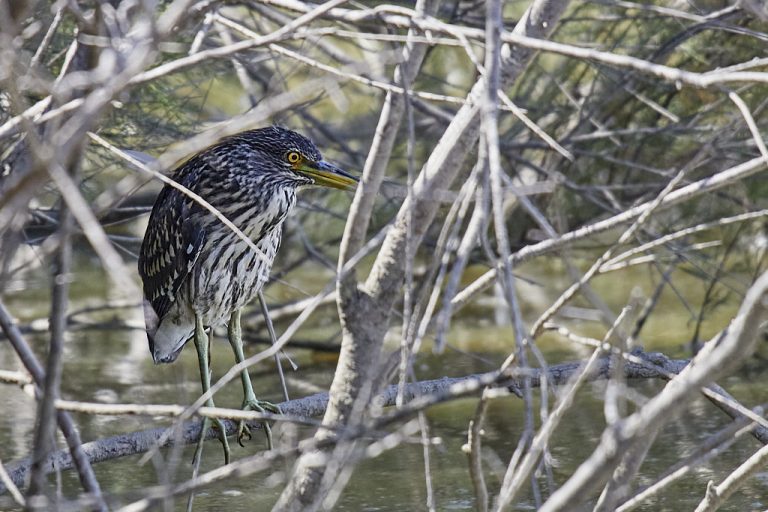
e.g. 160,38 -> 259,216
0,352 -> 691,495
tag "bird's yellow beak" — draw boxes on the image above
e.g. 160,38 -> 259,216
297,160 -> 358,191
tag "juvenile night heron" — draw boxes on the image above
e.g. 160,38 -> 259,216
138,126 -> 357,463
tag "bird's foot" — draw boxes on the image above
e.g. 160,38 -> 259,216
237,399 -> 281,449
194,415 -> 231,466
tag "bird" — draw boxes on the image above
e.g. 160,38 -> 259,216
137,126 -> 357,463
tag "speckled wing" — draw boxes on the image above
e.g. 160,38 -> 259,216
138,188 -> 205,326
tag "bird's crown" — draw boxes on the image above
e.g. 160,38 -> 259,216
230,126 -> 322,165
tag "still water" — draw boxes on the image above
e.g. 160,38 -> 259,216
1,250 -> 767,511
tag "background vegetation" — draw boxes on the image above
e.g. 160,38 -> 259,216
1,0 -> 767,510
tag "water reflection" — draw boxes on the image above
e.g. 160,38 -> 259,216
2,254 -> 766,511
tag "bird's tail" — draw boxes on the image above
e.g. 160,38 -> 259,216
142,299 -> 160,339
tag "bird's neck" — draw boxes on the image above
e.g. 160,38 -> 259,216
222,182 -> 297,241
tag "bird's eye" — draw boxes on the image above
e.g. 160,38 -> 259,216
286,151 -> 301,164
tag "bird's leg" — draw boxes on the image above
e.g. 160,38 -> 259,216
228,309 -> 280,449
192,314 -> 231,465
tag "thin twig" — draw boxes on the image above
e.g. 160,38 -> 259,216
29,181 -> 74,496
258,291 -> 292,402
2,351 -> 694,496
0,301 -> 107,511
467,390 -> 490,512
694,442 -> 768,512
452,155 -> 768,315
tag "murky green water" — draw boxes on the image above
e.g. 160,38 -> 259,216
2,249 -> 767,511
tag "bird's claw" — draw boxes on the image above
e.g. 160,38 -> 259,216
237,422 -> 252,447
194,415 -> 231,465
237,399 -> 280,449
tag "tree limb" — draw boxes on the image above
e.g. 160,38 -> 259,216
0,352 -> 688,496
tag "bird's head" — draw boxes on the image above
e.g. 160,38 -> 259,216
233,126 -> 358,191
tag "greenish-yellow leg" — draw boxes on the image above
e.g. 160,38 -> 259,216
193,314 -> 231,465
228,309 -> 280,449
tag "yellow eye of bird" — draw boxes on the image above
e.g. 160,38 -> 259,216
287,151 -> 301,164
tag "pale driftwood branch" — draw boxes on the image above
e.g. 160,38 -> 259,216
338,0 -> 439,264
273,0 -> 570,508
601,209 -> 768,271
29,175 -> 72,494
262,0 -> 768,87
0,300 -> 107,510
468,391 -> 491,512
7,349 -> 767,511
452,155 -> 768,314
539,269 -> 768,511
2,352 -> 690,496
729,91 -> 768,160
616,415 -> 762,512
694,442 -> 768,512
0,458 -> 25,507
498,347 -> 603,509
2,1 -> 765,143
4,2 -> 766,510
130,0 -> 349,86
1,388 -> 330,496
529,164 -> 689,337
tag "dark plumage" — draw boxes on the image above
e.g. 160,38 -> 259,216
139,126 -> 353,362
137,126 -> 356,459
